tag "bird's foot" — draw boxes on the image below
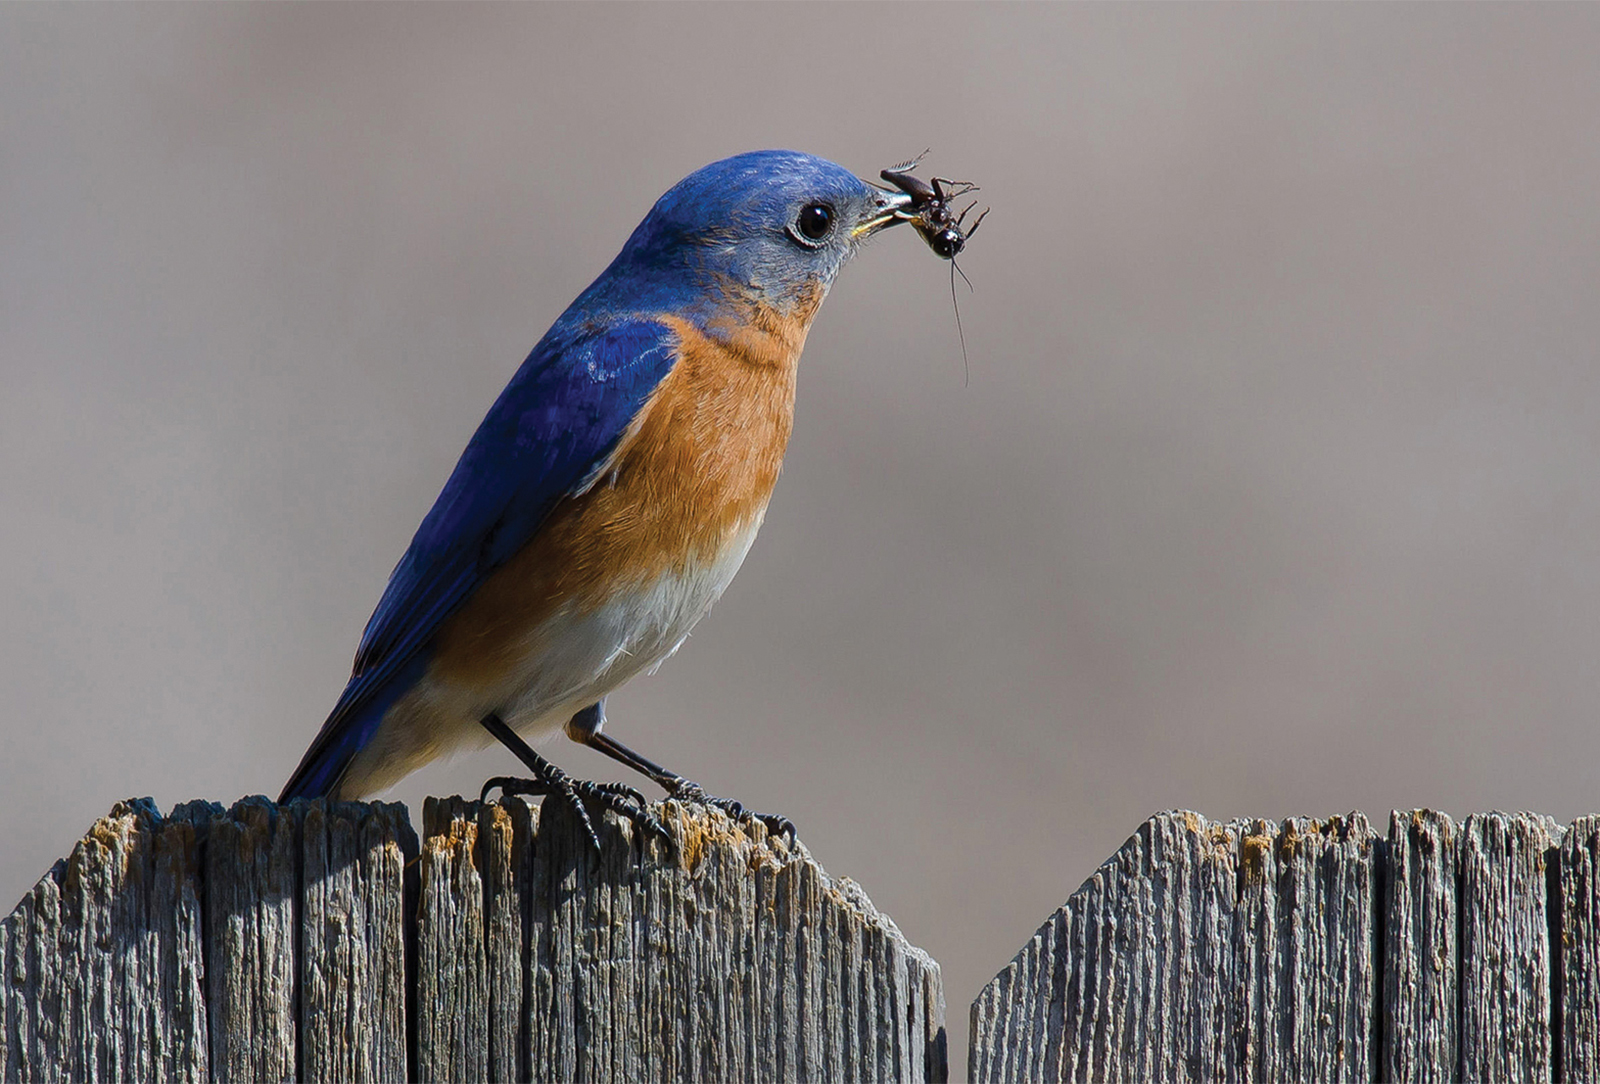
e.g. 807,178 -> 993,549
668,780 -> 796,842
482,770 -> 669,854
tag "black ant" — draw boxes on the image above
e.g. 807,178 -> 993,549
880,154 -> 989,383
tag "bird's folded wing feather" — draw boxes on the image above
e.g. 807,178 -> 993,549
282,318 -> 679,793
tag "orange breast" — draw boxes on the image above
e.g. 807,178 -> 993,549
431,306 -> 808,688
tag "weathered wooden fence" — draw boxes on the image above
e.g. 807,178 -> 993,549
11,802 -> 1600,1082
1,796 -> 946,1082
971,809 -> 1600,1083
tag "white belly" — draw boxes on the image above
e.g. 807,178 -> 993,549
339,514 -> 764,796
499,514 -> 764,725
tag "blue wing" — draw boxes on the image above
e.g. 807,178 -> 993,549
280,317 -> 679,800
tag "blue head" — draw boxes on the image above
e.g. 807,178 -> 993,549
572,150 -> 912,330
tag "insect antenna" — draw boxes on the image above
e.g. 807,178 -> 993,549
948,258 -> 975,388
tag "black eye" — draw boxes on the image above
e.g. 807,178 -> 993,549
797,203 -> 833,241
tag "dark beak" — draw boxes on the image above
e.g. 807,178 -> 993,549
853,186 -> 916,239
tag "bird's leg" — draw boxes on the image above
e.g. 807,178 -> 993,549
565,700 -> 796,840
476,712 -> 667,853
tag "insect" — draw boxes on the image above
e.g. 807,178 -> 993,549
880,154 -> 990,260
880,154 -> 989,383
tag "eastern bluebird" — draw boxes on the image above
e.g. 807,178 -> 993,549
279,150 -> 922,847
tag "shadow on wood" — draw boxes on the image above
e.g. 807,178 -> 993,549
2,795 -> 946,1083
970,809 -> 1600,1083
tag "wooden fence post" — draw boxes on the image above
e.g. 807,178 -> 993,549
2,795 -> 946,1083
971,808 -> 1600,1083
32,797 -> 1592,1081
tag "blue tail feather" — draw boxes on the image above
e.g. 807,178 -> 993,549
278,653 -> 429,801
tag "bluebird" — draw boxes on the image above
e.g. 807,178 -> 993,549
279,150 -> 923,848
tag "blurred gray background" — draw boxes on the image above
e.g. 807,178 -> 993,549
5,3 -> 1600,1067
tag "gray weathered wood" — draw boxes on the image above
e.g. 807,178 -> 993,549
972,808 -> 1600,1084
203,795 -> 296,1082
1383,808 -> 1458,1083
970,811 -> 1244,1083
480,796 -> 533,1083
1562,814 -> 1600,1082
6,794 -> 942,1083
417,796 -> 490,1084
1,798 -> 210,1083
510,796 -> 946,1083
18,798 -> 1600,1081
1457,812 -> 1562,1083
1233,813 -> 1377,1081
297,799 -> 415,1083
971,811 -> 1381,1083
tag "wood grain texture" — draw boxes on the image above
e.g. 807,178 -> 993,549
1234,813 -> 1377,1081
480,797 -> 534,1084
297,799 -> 415,1083
203,795 -> 296,1082
1382,808 -> 1458,1083
970,811 -> 1242,1083
1457,812 -> 1562,1083
971,811 -> 1380,1083
7,795 -> 942,1084
972,809 -> 1600,1084
517,796 -> 946,1083
416,796 -> 489,1084
1,798 -> 209,1083
1561,815 -> 1600,1082
407,794 -> 947,1083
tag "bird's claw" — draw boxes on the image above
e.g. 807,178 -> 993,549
482,772 -> 670,854
670,781 -> 796,842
